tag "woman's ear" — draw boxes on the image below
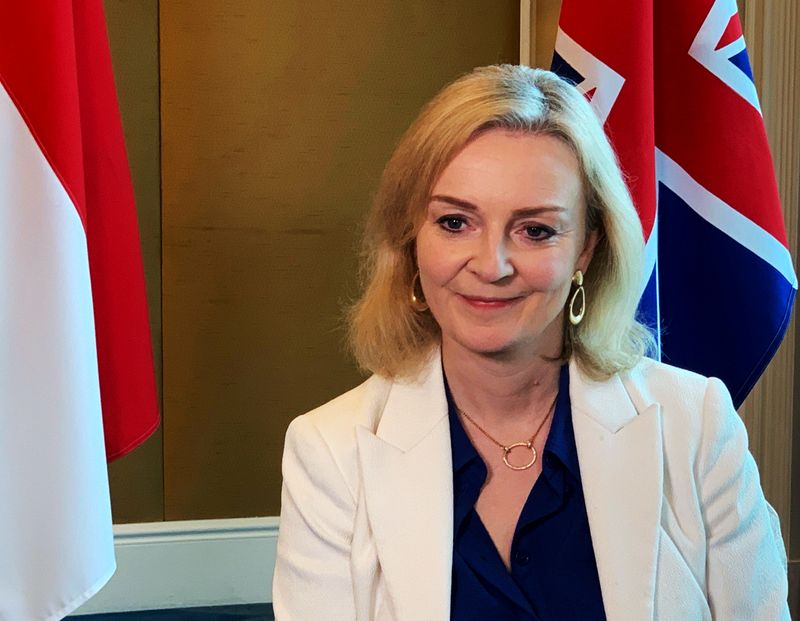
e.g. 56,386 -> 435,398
578,228 -> 601,272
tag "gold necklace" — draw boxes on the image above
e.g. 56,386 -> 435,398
456,393 -> 558,471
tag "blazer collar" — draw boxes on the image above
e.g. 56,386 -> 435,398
372,351 -> 646,445
374,353 -> 648,443
568,358 -> 640,432
373,349 -> 449,452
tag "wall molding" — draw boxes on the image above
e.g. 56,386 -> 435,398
72,517 -> 278,615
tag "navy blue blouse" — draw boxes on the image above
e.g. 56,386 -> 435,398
447,365 -> 607,620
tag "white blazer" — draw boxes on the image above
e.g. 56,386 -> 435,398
272,352 -> 789,620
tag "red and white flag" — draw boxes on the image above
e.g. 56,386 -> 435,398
0,1 -> 159,618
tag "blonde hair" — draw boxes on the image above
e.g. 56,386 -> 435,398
349,65 -> 653,379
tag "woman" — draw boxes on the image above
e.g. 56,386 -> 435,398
272,65 -> 789,620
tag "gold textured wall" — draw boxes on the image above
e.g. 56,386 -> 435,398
105,0 -> 164,523
106,1 -> 518,521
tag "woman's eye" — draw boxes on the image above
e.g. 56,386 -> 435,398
437,216 -> 467,232
524,225 -> 556,240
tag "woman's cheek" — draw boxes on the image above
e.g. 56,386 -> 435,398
523,257 -> 565,290
418,245 -> 467,287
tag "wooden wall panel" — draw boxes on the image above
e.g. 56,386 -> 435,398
160,1 -> 519,519
104,0 -> 164,524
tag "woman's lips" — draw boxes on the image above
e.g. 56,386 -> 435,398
458,294 -> 523,309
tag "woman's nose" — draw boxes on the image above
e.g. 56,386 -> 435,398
469,235 -> 514,282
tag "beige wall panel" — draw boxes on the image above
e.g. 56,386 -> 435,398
104,0 -> 164,523
160,1 -> 519,519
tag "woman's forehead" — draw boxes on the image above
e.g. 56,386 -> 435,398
428,130 -> 584,214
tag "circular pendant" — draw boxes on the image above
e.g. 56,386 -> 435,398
502,441 -> 537,470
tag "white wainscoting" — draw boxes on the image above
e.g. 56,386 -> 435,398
72,517 -> 279,615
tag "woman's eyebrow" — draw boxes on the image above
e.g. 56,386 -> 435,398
429,194 -> 566,218
429,194 -> 478,211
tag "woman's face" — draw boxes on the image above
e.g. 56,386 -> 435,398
415,129 -> 598,359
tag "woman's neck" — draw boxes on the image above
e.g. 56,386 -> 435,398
441,338 -> 562,429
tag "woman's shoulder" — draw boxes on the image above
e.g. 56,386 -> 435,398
282,373 -> 393,477
620,356 -> 730,411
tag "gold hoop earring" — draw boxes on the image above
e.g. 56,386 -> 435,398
568,270 -> 585,326
410,271 -> 429,312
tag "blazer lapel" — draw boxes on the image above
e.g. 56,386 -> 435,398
356,353 -> 452,621
569,360 -> 663,621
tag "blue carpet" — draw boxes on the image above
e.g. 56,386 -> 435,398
71,603 -> 273,620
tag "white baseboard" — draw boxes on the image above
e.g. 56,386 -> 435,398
71,517 -> 279,615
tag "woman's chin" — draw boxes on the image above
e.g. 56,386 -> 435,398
446,332 -> 530,359
442,323 -> 562,361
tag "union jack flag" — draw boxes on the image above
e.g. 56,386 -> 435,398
552,0 -> 796,406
